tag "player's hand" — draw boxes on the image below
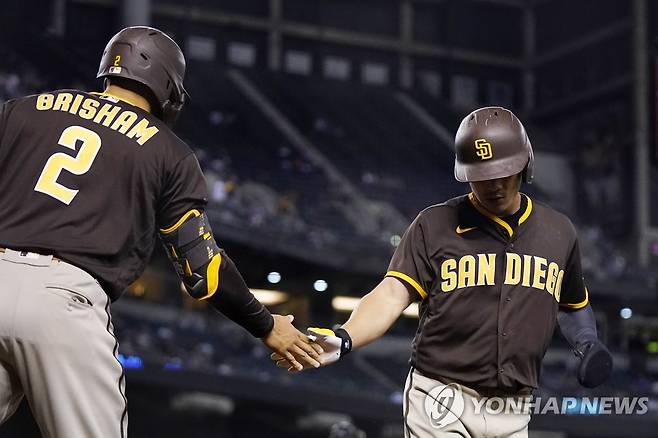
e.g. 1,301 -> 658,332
271,327 -> 352,372
262,315 -> 324,371
575,339 -> 613,388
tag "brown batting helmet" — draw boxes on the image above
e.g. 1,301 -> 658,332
454,107 -> 534,183
97,26 -> 188,126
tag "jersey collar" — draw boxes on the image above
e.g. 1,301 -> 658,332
458,193 -> 533,238
90,91 -> 141,109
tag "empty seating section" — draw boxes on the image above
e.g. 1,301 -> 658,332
249,72 -> 461,215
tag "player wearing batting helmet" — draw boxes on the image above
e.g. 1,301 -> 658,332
273,107 -> 613,437
0,26 -> 321,438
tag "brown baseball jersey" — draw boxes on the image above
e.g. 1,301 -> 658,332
0,90 -> 207,300
386,193 -> 588,391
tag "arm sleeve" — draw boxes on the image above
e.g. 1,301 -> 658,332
208,252 -> 274,338
558,304 -> 598,348
157,153 -> 209,227
385,214 -> 434,300
558,238 -> 589,310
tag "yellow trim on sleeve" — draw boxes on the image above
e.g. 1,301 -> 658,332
199,253 -> 222,300
560,287 -> 589,310
386,271 -> 428,299
518,195 -> 533,225
468,193 -> 514,237
160,209 -> 201,234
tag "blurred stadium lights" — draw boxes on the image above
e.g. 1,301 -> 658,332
313,279 -> 329,292
266,271 -> 282,284
117,354 -> 144,370
333,296 -> 419,318
164,359 -> 184,371
129,281 -> 146,297
647,341 -> 658,354
251,288 -> 289,306
170,392 -> 234,416
620,307 -> 633,319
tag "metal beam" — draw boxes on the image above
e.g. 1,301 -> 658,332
412,0 -> 527,7
268,0 -> 282,71
69,0 -> 523,68
277,22 -> 523,67
530,75 -> 632,119
70,0 -> 113,6
122,0 -> 150,26
399,0 -> 414,89
151,3 -> 524,68
533,19 -> 632,66
472,0 -> 528,7
395,92 -> 454,148
633,0 -> 650,266
522,3 -> 535,111
49,0 -> 67,36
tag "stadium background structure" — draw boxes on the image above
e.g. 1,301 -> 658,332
1,0 -> 658,437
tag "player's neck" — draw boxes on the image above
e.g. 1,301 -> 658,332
473,192 -> 522,217
102,85 -> 152,113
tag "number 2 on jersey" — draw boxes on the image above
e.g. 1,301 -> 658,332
34,125 -> 101,205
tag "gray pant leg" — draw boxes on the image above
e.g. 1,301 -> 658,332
0,360 -> 23,426
483,406 -> 530,438
0,255 -> 26,427
404,369 -> 530,438
403,368 -> 477,438
0,252 -> 128,438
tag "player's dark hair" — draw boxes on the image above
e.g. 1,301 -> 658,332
106,76 -> 162,117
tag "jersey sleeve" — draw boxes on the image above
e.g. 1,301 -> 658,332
385,213 -> 434,300
558,237 -> 589,310
156,152 -> 209,229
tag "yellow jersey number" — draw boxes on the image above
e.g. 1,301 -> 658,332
34,125 -> 102,205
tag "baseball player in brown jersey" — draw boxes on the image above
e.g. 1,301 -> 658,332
273,107 -> 613,437
0,27 -> 322,438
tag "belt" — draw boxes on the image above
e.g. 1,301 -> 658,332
0,247 -> 63,263
416,368 -> 534,397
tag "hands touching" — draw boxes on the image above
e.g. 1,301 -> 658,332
268,278 -> 413,372
271,327 -> 353,372
262,315 -> 324,371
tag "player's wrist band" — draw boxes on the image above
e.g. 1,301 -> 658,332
334,328 -> 353,356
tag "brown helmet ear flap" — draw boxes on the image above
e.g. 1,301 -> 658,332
162,96 -> 186,127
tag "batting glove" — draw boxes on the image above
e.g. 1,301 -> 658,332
575,339 -> 613,388
306,327 -> 353,366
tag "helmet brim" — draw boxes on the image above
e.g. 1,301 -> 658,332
454,154 -> 529,183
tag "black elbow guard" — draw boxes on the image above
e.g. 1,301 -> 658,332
160,210 -> 274,337
159,210 -> 222,300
